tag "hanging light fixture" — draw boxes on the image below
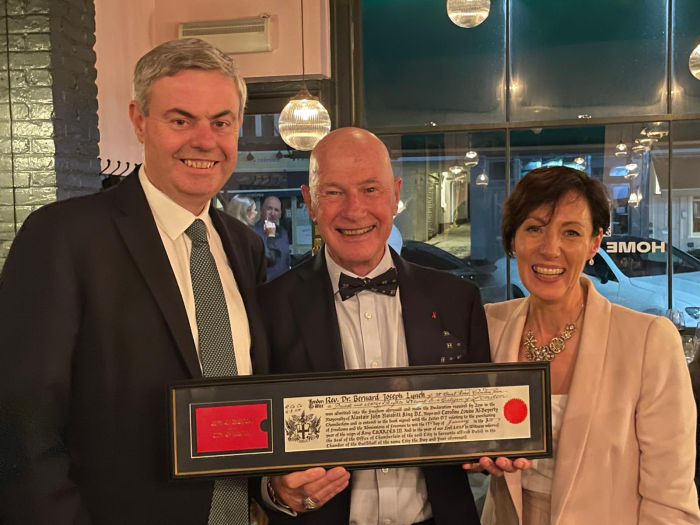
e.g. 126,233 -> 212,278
632,138 -> 648,154
574,156 -> 586,170
278,0 -> 331,151
464,150 -> 479,167
449,163 -> 464,175
615,141 -> 628,157
628,191 -> 639,208
475,172 -> 489,186
645,121 -> 668,140
446,0 -> 490,28
690,44 -> 700,80
624,162 -> 639,179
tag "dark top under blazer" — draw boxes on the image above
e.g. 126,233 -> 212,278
257,249 -> 491,525
0,169 -> 269,525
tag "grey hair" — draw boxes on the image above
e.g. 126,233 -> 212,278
226,194 -> 256,227
133,38 -> 247,118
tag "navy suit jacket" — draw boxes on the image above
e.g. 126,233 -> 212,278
0,169 -> 269,524
257,249 -> 490,525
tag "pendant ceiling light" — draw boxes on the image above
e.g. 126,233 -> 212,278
632,138 -> 648,154
645,121 -> 668,140
690,44 -> 700,80
615,141 -> 628,157
449,163 -> 464,175
574,157 -> 586,170
464,150 -> 479,167
624,162 -> 639,179
278,0 -> 331,151
447,0 -> 490,28
628,191 -> 639,207
475,172 -> 489,186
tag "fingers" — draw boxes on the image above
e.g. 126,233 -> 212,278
271,467 -> 351,513
461,462 -> 484,472
474,457 -> 533,477
277,467 -> 327,490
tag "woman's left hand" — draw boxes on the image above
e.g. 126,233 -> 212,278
462,456 -> 532,477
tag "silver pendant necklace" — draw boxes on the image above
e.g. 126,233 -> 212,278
524,303 -> 585,362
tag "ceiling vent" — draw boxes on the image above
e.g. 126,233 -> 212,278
178,16 -> 272,54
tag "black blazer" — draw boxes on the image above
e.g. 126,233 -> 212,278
258,249 -> 491,525
0,169 -> 269,524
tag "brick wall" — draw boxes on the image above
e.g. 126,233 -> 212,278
0,0 -> 100,268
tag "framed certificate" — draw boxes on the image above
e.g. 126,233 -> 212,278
169,362 -> 551,479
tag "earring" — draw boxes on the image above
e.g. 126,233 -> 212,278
589,258 -> 594,266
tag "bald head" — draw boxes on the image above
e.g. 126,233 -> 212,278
261,196 -> 282,223
308,128 -> 393,197
302,127 -> 402,276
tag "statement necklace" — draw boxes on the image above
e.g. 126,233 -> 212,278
524,303 -> 585,362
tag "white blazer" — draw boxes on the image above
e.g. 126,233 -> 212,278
481,277 -> 700,525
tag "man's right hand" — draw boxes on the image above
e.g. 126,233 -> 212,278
263,219 -> 276,237
269,467 -> 350,512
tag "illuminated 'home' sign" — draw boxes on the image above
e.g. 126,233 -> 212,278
605,241 -> 666,254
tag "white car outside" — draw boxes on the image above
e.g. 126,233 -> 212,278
499,236 -> 700,327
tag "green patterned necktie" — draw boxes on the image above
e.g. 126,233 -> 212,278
186,219 -> 248,525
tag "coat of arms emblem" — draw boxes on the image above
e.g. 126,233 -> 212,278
285,411 -> 321,442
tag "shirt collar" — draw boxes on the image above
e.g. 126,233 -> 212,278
138,164 -> 213,241
325,245 -> 395,295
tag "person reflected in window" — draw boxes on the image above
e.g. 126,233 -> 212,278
255,196 -> 291,281
470,167 -> 700,524
226,194 -> 258,227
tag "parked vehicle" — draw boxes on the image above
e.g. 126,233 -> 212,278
497,236 -> 700,325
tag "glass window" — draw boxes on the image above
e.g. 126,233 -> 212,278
671,119 -> 700,328
509,122 -> 676,316
219,113 -> 312,280
361,0 -> 506,128
378,130 -> 508,304
509,0 -> 668,121
672,0 -> 700,114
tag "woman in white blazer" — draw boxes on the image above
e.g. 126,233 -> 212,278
477,167 -> 700,525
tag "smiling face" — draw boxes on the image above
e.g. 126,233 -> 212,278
302,128 -> 402,277
513,192 -> 603,304
129,69 -> 242,215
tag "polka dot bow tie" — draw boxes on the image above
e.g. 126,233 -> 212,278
338,268 -> 399,301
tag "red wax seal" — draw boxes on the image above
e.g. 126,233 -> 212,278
503,398 -> 528,424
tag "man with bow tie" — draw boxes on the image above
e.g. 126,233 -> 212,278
257,127 -> 525,525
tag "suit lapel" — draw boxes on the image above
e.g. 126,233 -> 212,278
490,298 -> 529,524
550,277 -> 611,524
113,171 -> 201,378
291,252 -> 345,372
392,252 -> 443,366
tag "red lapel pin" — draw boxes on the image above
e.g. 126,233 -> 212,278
432,311 -> 437,319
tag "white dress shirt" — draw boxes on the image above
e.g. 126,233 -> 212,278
325,246 -> 431,525
138,166 -> 252,375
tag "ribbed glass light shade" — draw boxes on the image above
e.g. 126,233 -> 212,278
464,150 -> 479,167
278,86 -> 331,151
624,163 -> 639,179
574,157 -> 586,170
475,172 -> 489,186
449,163 -> 464,175
628,191 -> 638,206
632,138 -> 648,154
645,121 -> 668,140
690,44 -> 700,80
614,141 -> 628,157
447,0 -> 490,28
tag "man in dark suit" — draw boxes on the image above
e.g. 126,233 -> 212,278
0,38 -> 267,524
257,128 -> 527,525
